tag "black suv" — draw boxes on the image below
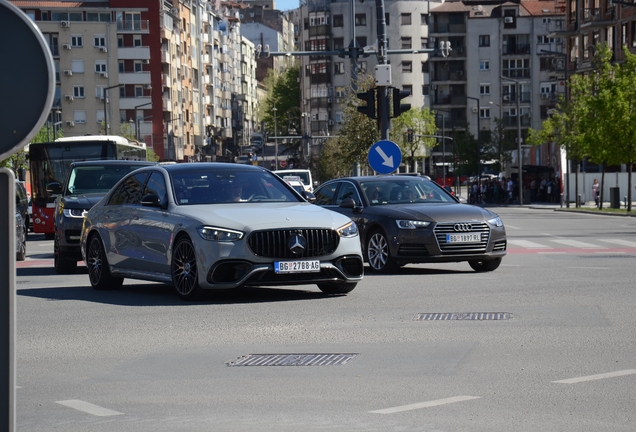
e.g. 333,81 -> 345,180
48,160 -> 155,274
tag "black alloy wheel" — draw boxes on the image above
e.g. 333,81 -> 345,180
171,237 -> 203,300
54,233 -> 77,274
366,229 -> 398,273
87,235 -> 124,290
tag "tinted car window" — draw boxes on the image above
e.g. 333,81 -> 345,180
335,182 -> 362,206
143,172 -> 167,206
66,164 -> 152,195
108,172 -> 149,205
314,182 -> 337,205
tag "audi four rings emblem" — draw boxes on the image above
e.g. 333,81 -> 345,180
453,223 -> 473,232
288,234 -> 307,254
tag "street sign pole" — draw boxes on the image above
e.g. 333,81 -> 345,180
0,3 -> 56,430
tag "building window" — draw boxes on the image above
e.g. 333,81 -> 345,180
118,36 -> 123,47
356,36 -> 367,47
402,61 -> 412,73
355,14 -> 366,26
135,86 -> 144,97
118,61 -> 125,73
422,60 -> 429,73
421,13 -> 428,25
480,108 -> 491,119
71,34 -> 83,47
134,35 -> 142,47
73,110 -> 87,124
134,61 -> 143,72
335,62 -> 345,74
96,86 -> 105,98
335,86 -> 345,97
421,37 -> 428,49
71,59 -> 84,73
401,13 -> 411,25
333,38 -> 344,50
95,61 -> 106,72
94,35 -> 106,47
333,14 -> 343,27
479,35 -> 490,47
422,85 -> 429,96
73,85 -> 85,98
401,37 -> 412,49
96,110 -> 105,123
479,60 -> 490,70
479,84 -> 490,95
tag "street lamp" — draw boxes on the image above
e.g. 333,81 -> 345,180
272,106 -> 279,168
103,84 -> 124,135
466,96 -> 481,194
301,112 -> 310,163
53,110 -> 62,140
500,75 -> 524,206
434,109 -> 450,187
540,49 -> 570,208
133,102 -> 152,141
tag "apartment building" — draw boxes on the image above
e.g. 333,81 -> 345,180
298,0 -> 441,158
430,0 -> 565,173
12,0 -> 259,162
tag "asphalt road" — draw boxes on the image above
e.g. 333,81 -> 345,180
15,207 -> 636,431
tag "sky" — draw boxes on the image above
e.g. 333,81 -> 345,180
276,0 -> 300,11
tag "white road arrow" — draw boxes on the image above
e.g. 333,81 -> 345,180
375,146 -> 394,167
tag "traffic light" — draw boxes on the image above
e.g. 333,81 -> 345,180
356,89 -> 376,119
407,129 -> 414,143
392,87 -> 411,118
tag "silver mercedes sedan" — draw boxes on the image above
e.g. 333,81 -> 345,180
80,163 -> 363,300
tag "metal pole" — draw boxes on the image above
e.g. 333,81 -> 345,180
103,91 -> 108,134
273,107 -> 278,168
442,115 -> 445,186
375,0 -> 390,141
516,82 -> 523,205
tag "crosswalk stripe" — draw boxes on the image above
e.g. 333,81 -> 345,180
550,239 -> 606,249
598,239 -> 636,248
507,239 -> 552,249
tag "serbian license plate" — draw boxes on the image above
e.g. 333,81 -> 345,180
275,260 -> 321,274
446,233 -> 481,243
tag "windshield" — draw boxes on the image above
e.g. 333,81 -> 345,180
172,170 -> 302,205
360,179 -> 456,205
66,164 -> 151,195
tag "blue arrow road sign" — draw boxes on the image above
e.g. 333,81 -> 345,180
368,140 -> 402,174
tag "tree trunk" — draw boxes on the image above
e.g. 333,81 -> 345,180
628,163 -> 632,212
575,160 -> 580,207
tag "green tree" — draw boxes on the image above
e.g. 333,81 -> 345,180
391,107 -> 437,173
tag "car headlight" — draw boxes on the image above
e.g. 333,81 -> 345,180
487,216 -> 503,227
63,208 -> 86,218
395,220 -> 431,229
197,226 -> 244,241
337,221 -> 358,238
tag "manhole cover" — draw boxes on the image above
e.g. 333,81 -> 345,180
226,353 -> 359,367
414,312 -> 511,321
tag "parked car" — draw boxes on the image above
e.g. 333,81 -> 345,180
15,211 -> 26,261
313,175 -> 507,273
274,169 -> 314,192
15,180 -> 29,233
47,160 -> 156,274
80,163 -> 363,300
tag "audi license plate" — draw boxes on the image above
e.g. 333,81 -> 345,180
275,260 -> 320,274
446,233 -> 481,243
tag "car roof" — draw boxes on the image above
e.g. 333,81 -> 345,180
69,160 -> 156,167
159,162 -> 266,173
326,175 -> 433,183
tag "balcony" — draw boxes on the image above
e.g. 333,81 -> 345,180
161,48 -> 170,63
203,54 -> 210,64
502,69 -> 530,79
502,44 -> 531,55
202,33 -> 210,44
116,20 -> 150,33
205,115 -> 212,124
118,46 -> 150,60
308,25 -> 330,37
203,74 -> 211,85
502,115 -> 531,127
139,120 -> 152,138
430,22 -> 466,34
310,73 -> 331,85
118,72 -> 151,85
163,97 -> 172,111
162,74 -> 170,87
119,97 -> 151,110
204,95 -> 212,105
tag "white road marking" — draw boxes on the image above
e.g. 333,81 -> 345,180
598,239 -> 636,248
369,395 -> 480,414
508,239 -> 553,249
552,369 -> 636,384
537,251 -> 566,254
56,400 -> 123,416
550,239 -> 605,249
566,266 -> 610,270
595,251 -> 625,254
504,224 -> 521,230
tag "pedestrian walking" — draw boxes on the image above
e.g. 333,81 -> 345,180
592,178 -> 600,207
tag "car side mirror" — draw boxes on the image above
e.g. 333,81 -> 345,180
458,196 -> 468,204
141,194 -> 165,208
339,197 -> 363,213
46,182 -> 62,195
301,191 -> 316,203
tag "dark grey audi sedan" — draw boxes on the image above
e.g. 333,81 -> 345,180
313,175 -> 507,273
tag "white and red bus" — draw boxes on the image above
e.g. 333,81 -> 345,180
28,135 -> 147,238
